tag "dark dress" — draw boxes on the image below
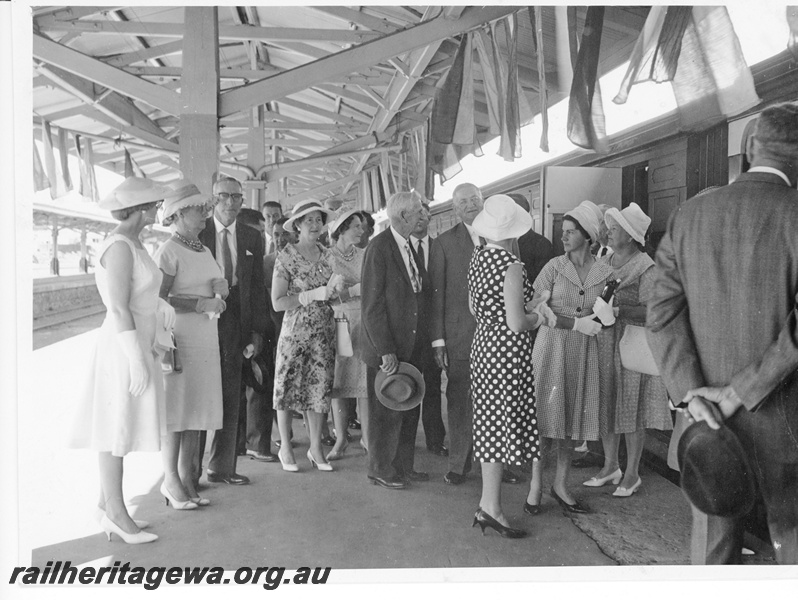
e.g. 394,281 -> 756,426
467,246 -> 540,465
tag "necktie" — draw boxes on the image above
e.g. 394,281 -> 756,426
221,228 -> 234,287
406,240 -> 421,293
416,239 -> 426,274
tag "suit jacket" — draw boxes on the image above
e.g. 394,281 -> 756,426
199,218 -> 268,343
360,228 -> 424,369
517,229 -> 557,288
647,172 -> 798,440
429,222 -> 477,361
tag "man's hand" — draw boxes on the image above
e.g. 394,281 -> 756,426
433,346 -> 449,371
683,396 -> 725,430
682,385 -> 744,427
250,332 -> 264,357
380,353 -> 399,375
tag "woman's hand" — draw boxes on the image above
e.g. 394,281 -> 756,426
327,273 -> 345,295
298,286 -> 330,306
348,283 -> 361,298
196,296 -> 227,314
534,302 -> 557,328
572,316 -> 602,336
117,330 -> 149,397
157,298 -> 176,330
592,297 -> 616,326
211,277 -> 230,299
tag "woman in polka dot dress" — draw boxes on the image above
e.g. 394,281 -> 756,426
467,195 -> 555,539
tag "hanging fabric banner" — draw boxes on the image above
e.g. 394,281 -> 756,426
74,135 -> 99,202
499,14 -> 522,160
42,121 -> 60,199
56,128 -> 73,193
529,7 -> 550,152
359,170 -> 372,212
566,6 -> 608,153
124,149 -> 135,178
33,141 -> 50,192
452,33 -> 476,146
431,34 -> 468,145
473,28 -> 502,136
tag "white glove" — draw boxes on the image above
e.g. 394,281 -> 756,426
211,278 -> 230,299
196,296 -> 226,315
592,296 -> 616,326
157,298 -> 176,331
327,273 -> 345,294
348,283 -> 361,298
573,316 -> 602,337
298,286 -> 330,306
534,302 -> 557,328
117,330 -> 149,397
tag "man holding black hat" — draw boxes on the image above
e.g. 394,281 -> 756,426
647,102 -> 798,564
360,190 -> 430,489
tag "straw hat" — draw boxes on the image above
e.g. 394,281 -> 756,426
374,362 -> 425,411
328,207 -> 361,237
99,176 -> 167,211
604,203 -> 651,245
283,199 -> 335,232
471,194 -> 532,241
564,203 -> 600,242
161,181 -> 210,222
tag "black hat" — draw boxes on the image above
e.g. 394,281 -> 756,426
242,354 -> 272,394
374,362 -> 425,411
677,421 -> 756,518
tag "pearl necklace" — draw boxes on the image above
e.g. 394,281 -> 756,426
333,244 -> 356,262
173,232 -> 204,252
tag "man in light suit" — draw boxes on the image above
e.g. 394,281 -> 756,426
647,102 -> 798,564
197,176 -> 268,485
361,191 -> 429,489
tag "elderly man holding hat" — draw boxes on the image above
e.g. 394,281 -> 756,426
648,102 -> 798,564
582,203 -> 672,497
68,176 -> 173,544
531,200 -> 615,514
466,195 -> 554,538
196,176 -> 269,486
154,180 -> 228,508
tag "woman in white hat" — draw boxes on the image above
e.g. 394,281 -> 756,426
467,195 -> 555,538
67,176 -> 173,544
583,203 -> 671,496
154,181 -> 228,509
531,202 -> 615,514
326,207 -> 369,460
272,199 -> 343,471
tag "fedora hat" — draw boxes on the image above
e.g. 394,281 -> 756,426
605,203 -> 651,245
374,362 -> 425,411
677,421 -> 757,518
242,353 -> 273,394
161,180 -> 211,221
99,176 -> 167,211
283,199 -> 335,232
471,194 -> 532,241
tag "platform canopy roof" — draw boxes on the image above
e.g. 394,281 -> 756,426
31,5 -> 650,208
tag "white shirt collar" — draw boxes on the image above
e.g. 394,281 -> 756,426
463,222 -> 481,247
213,215 -> 237,236
390,225 -> 410,247
747,166 -> 792,187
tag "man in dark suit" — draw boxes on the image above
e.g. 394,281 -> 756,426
361,190 -> 429,489
197,176 -> 268,485
261,201 -> 283,255
647,102 -> 798,565
507,193 -> 556,286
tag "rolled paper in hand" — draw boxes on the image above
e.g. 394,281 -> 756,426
206,293 -> 222,319
243,343 -> 255,359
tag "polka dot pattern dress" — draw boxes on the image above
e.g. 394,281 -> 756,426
467,246 -> 540,465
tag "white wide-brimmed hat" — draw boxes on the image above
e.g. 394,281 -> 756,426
283,199 -> 335,232
161,180 -> 210,221
604,203 -> 651,245
471,194 -> 532,241
328,207 -> 361,237
99,176 -> 167,211
564,203 -> 600,242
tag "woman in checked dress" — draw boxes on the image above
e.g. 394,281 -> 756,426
467,195 -> 555,539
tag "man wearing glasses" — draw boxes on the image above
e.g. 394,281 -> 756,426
198,176 -> 269,485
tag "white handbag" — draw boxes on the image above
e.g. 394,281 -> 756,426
335,316 -> 353,357
619,324 -> 659,376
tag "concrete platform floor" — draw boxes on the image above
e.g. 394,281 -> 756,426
16,326 -> 781,587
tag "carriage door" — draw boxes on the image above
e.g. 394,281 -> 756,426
541,166 -> 622,255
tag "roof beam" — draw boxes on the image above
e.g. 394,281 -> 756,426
311,7 -> 401,34
104,40 -> 183,68
285,172 -> 362,204
219,6 -> 519,118
38,20 -> 382,43
33,33 -> 181,115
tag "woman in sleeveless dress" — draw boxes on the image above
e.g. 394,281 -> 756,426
467,195 -> 553,539
67,177 -> 172,544
155,181 -> 227,510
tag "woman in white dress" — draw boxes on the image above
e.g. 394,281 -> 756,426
155,182 -> 227,509
68,177 -> 173,544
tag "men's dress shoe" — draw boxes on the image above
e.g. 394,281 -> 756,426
348,418 -> 361,430
247,450 -> 279,463
368,475 -> 407,490
550,487 -> 590,514
206,471 -> 250,485
427,444 -> 449,457
502,469 -> 525,484
321,435 -> 336,447
444,471 -> 466,485
400,470 -> 429,482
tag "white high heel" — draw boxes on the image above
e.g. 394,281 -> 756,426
160,483 -> 198,510
100,515 -> 158,544
278,448 -> 299,472
93,507 -> 150,529
307,449 -> 333,472
582,468 -> 623,487
613,477 -> 643,497
189,497 -> 211,506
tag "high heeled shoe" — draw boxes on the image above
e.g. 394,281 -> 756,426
307,449 -> 333,472
582,468 -> 623,487
325,440 -> 348,462
523,491 -> 543,516
359,439 -> 368,454
100,515 -> 158,544
189,496 -> 211,506
278,448 -> 299,472
613,477 -> 642,497
550,487 -> 590,514
93,507 -> 150,529
160,483 -> 198,510
471,509 -> 527,539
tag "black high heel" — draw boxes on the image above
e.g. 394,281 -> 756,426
472,509 -> 527,538
550,487 -> 590,514
524,491 -> 543,515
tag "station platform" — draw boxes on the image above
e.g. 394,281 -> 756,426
18,325 -> 779,583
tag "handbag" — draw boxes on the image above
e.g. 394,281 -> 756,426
335,316 -> 353,357
619,324 -> 659,376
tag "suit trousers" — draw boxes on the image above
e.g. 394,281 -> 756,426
244,382 -> 275,455
446,358 -> 473,475
421,360 -> 446,448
